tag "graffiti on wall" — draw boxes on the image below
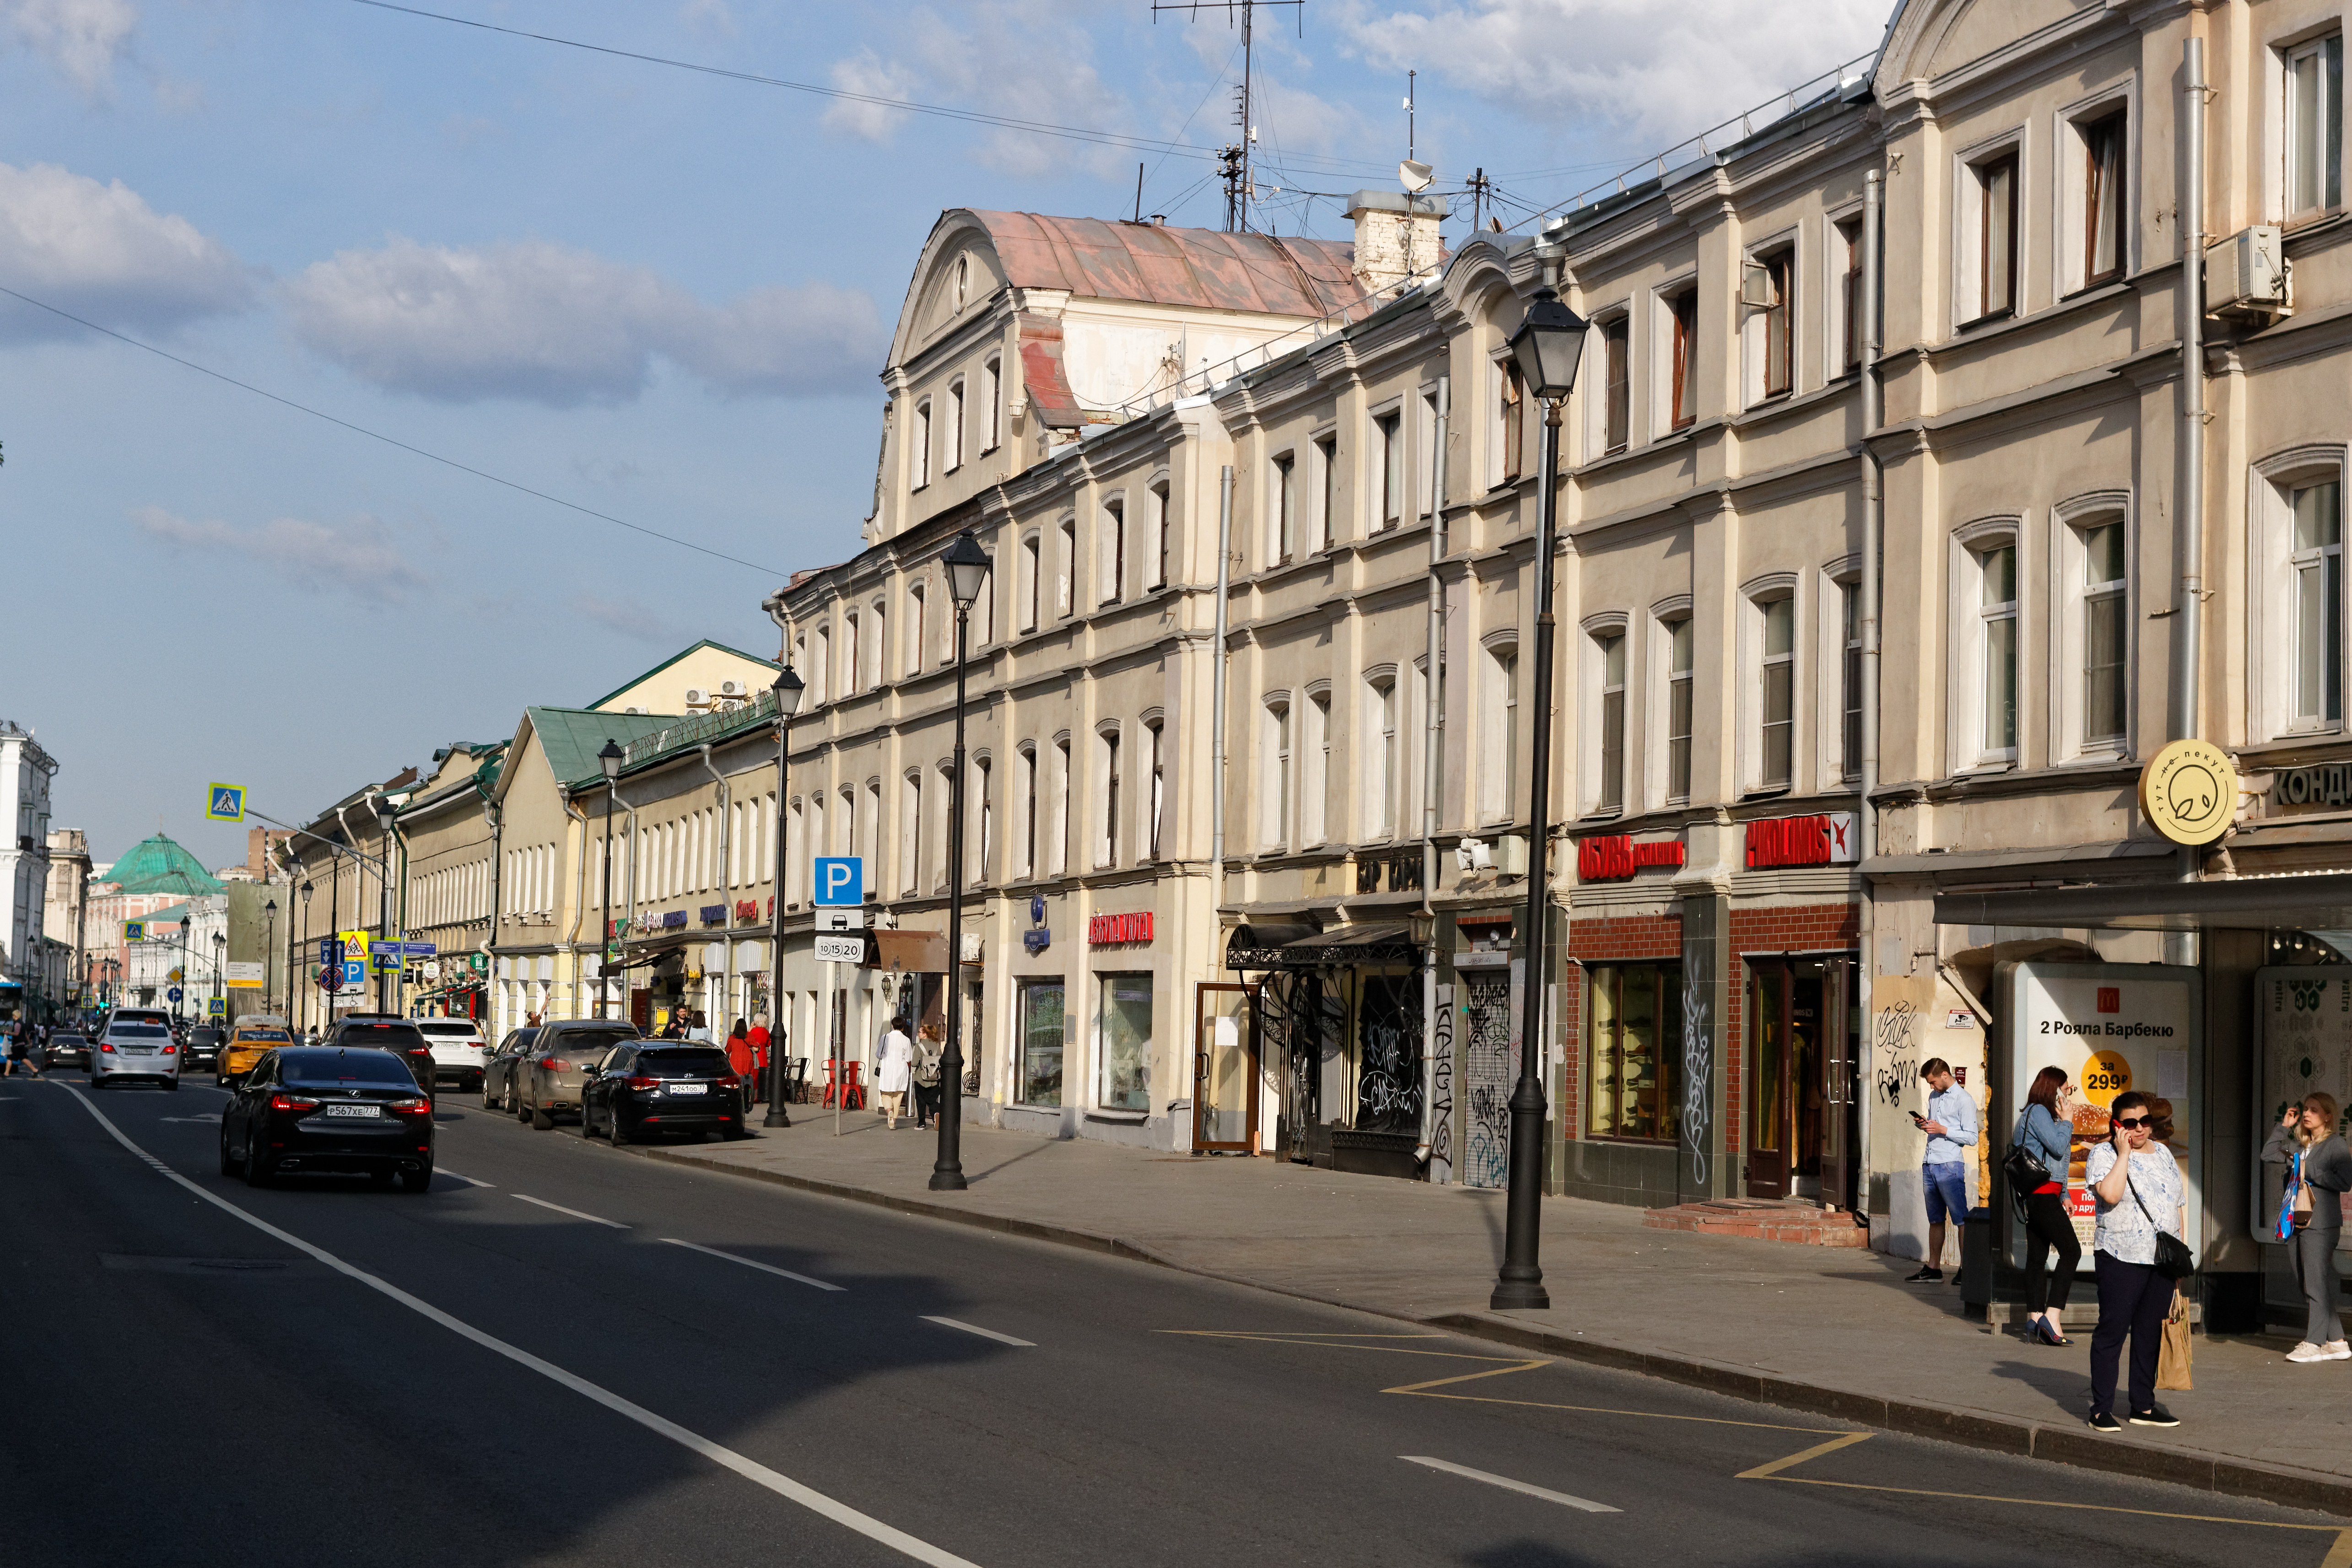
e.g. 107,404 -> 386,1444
1430,984 -> 1456,1185
1873,991 -> 1922,1108
1462,972 -> 1513,1188
1681,965 -> 1712,1189
1355,974 -> 1424,1132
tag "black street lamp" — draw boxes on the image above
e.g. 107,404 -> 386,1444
932,529 -> 992,1191
371,795 -> 397,1013
263,898 -> 278,1017
299,879 -> 314,1038
598,739 -> 623,1021
178,916 -> 192,1025
1491,243 -> 1588,1313
765,663 -> 805,1128
211,930 -> 225,1023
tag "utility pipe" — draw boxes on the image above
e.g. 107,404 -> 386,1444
2176,36 -> 2209,884
1419,375 -> 1450,1171
1856,167 -> 1883,1217
698,744 -> 734,1037
1210,462 -> 1235,1149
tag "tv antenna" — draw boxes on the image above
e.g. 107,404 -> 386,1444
1151,0 -> 1305,232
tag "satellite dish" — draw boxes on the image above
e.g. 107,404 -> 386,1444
1399,159 -> 1434,194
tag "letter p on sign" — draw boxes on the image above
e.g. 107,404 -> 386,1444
814,856 -> 863,907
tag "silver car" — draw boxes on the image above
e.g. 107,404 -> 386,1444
519,1019 -> 640,1130
91,1018 -> 181,1089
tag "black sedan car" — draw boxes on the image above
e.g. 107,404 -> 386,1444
319,1018 -> 437,1100
183,1025 -> 223,1071
582,1044 -> 746,1145
219,1046 -> 435,1191
45,1033 -> 88,1070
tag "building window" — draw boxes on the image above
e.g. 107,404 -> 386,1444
2288,32 -> 2344,218
811,626 -> 829,705
2080,110 -> 2127,287
1303,689 -> 1330,846
982,356 -> 1003,452
900,771 -> 921,893
1839,583 -> 1863,778
1020,533 -> 1041,632
1273,453 -> 1297,565
1666,618 -> 1694,802
1597,631 -> 1626,813
913,399 -> 932,489
973,757 -> 992,886
1377,410 -> 1403,528
1480,643 -> 1517,823
947,379 -> 966,473
1097,974 -> 1152,1112
932,761 -> 953,891
869,600 -> 886,690
1602,314 -> 1630,454
1666,286 -> 1698,431
1978,541 -> 2019,757
1100,498 -> 1125,605
1316,434 -> 1338,551
2082,522 -> 2128,745
1968,150 -> 2019,323
1499,360 -> 1525,482
2294,478 -> 2344,728
1753,247 -> 1794,399
1586,961 -> 1683,1142
1098,727 -> 1121,868
1019,744 -> 1038,878
1019,978 -> 1064,1107
1836,216 -> 1865,372
954,253 -> 970,309
1054,736 -> 1072,875
1057,517 -> 1076,617
1151,481 -> 1171,589
861,781 -> 879,871
1147,718 -> 1165,859
1365,674 -> 1401,838
1418,389 -> 1440,517
1262,697 -> 1292,851
842,613 -> 860,698
907,583 -> 927,675
1759,596 -> 1794,790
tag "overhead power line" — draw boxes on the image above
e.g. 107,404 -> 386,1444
0,283 -> 787,576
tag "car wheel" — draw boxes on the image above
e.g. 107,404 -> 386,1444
516,1093 -> 532,1124
165,1078 -> 180,1092
243,1141 -> 271,1189
531,1104 -> 554,1131
218,1121 -> 242,1177
482,1083 -> 498,1111
609,1113 -> 629,1148
398,1165 -> 432,1194
582,1102 -> 601,1139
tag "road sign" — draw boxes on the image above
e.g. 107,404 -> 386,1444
318,938 -> 345,971
124,920 -> 146,942
167,987 -> 183,1003
817,906 -> 864,932
371,949 -> 403,974
377,941 -> 437,957
318,965 -> 341,992
338,930 -> 371,961
207,997 -> 225,1016
814,856 -> 863,907
342,958 -> 366,989
205,782 -> 246,822
813,933 -> 864,965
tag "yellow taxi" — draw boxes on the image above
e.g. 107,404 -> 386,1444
218,1015 -> 294,1084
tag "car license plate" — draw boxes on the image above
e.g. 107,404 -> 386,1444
324,1104 -> 382,1119
667,1083 -> 706,1096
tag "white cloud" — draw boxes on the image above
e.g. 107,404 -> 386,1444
0,159 -> 251,340
1338,0 -> 1886,148
281,237 -> 881,406
3,0 -> 136,99
821,48 -> 916,142
130,506 -> 432,603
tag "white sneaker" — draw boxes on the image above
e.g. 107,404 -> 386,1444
2287,1341 -> 2329,1363
2324,1341 -> 2352,1361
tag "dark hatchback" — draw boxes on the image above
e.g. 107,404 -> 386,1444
183,1026 -> 223,1071
46,1033 -> 89,1069
320,1019 -> 437,1099
220,1046 -> 435,1191
582,1045 -> 746,1145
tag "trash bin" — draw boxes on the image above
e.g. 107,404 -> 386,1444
1961,1206 -> 1995,1320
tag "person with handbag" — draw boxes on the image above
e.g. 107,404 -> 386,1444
2083,1089 -> 2189,1433
2012,1066 -> 2082,1346
2262,1091 -> 2352,1363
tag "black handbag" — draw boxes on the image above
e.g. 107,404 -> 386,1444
2130,1173 -> 2196,1280
2003,1117 -> 2054,1203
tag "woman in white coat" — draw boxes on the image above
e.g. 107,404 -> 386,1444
874,1015 -> 915,1130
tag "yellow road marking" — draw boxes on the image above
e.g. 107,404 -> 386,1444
1736,1431 -> 1873,1479
1384,1360 -> 1554,1395
2323,1527 -> 2352,1568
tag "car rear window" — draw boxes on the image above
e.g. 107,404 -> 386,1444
110,1024 -> 170,1039
280,1049 -> 418,1087
416,1023 -> 483,1038
237,1029 -> 291,1042
637,1049 -> 729,1078
337,1024 -> 427,1050
550,1028 -> 636,1056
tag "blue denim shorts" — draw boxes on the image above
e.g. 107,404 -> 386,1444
1923,1162 -> 1970,1224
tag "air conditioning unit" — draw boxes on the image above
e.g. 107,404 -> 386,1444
1455,838 -> 1494,872
719,679 -> 747,698
684,688 -> 711,708
2208,225 -> 2288,320
1493,835 -> 1530,876
624,706 -> 648,716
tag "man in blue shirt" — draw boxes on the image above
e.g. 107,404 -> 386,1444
1906,1057 -> 1979,1283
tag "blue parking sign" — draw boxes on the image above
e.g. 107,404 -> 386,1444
813,857 -> 863,907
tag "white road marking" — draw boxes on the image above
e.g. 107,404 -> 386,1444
437,1169 -> 495,1188
59,1084 -> 985,1568
920,1315 -> 1035,1348
661,1238 -> 844,1292
1399,1456 -> 1619,1514
157,1116 -> 217,1124
513,1193 -> 626,1228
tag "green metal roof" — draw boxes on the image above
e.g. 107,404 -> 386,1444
98,835 -> 225,896
583,639 -> 779,712
523,707 -> 680,791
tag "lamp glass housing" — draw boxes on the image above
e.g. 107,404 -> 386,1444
1507,289 -> 1591,401
598,738 -> 623,781
943,530 -> 992,606
772,665 -> 806,717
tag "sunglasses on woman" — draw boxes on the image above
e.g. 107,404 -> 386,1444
2113,1115 -> 2150,1129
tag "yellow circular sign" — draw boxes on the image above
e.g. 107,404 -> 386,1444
2080,1049 -> 2133,1108
2138,738 -> 2235,845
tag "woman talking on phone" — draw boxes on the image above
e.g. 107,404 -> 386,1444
2083,1090 -> 2186,1433
2262,1092 -> 2351,1363
2014,1067 -> 2082,1346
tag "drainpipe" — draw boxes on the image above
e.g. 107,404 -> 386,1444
1211,464 -> 1234,920
564,796 -> 591,1018
2176,36 -> 2209,882
1856,167 -> 1883,1219
480,795 -> 502,1030
699,743 -> 734,1034
1419,376 -> 1451,1169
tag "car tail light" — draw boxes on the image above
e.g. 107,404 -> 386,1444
388,1098 -> 432,1116
625,1074 -> 662,1091
717,1072 -> 742,1088
162,1045 -> 177,1055
543,1058 -> 570,1072
100,1042 -> 115,1053
269,1094 -> 321,1113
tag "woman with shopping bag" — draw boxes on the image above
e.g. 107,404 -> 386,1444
2083,1090 -> 2189,1434
2263,1091 -> 2352,1364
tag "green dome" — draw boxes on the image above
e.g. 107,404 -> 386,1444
100,835 -> 225,896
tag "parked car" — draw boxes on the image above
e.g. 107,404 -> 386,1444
183,1025 -> 224,1071
413,1018 -> 489,1092
45,1032 -> 89,1070
481,1028 -> 538,1111
220,1016 -> 292,1084
219,1045 -> 434,1191
519,1019 -> 640,1129
90,1018 -> 180,1089
319,1017 -> 435,1096
583,1043 -> 746,1145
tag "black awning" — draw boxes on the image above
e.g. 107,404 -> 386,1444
1936,872 -> 2352,932
1227,921 -> 1423,971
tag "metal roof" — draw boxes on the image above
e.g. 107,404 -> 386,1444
94,835 -> 224,896
966,211 -> 1370,320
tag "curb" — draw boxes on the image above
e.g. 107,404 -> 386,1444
637,1141 -> 2352,1520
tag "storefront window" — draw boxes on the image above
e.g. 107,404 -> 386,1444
1585,962 -> 1682,1141
1096,973 -> 1152,1111
1020,979 -> 1065,1106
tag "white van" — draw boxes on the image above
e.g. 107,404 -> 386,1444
413,1018 -> 489,1091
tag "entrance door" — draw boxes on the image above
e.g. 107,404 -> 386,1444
1193,983 -> 1259,1153
1745,957 -> 1855,1201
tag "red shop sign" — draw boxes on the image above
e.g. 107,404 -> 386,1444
735,900 -> 760,921
1088,911 -> 1154,946
1744,812 -> 1859,870
1576,835 -> 1685,882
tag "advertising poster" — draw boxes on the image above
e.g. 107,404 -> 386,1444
2002,962 -> 2202,1268
2251,968 -> 2352,1251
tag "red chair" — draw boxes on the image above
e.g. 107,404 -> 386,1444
821,1059 -> 868,1110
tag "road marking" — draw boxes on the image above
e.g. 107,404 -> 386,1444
158,1116 -> 216,1124
662,1238 -> 844,1292
921,1315 -> 1034,1347
1736,1431 -> 1872,1480
57,1084 -> 985,1568
437,1169 -> 494,1188
1399,1456 -> 1618,1514
512,1193 -> 627,1228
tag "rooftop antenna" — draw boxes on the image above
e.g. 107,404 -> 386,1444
1407,69 -> 1415,163
1151,0 -> 1305,232
1133,161 -> 1145,223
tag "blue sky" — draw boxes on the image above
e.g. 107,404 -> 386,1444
0,0 -> 1886,870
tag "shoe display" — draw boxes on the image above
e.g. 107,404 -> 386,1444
2287,1342 -> 2329,1363
2087,1412 -> 2122,1434
2128,1406 -> 2180,1428
1904,1266 -> 1943,1282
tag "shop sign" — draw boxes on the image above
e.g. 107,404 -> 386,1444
699,904 -> 727,926
1023,927 -> 1051,954
2269,762 -> 2352,812
1743,812 -> 1858,869
1088,911 -> 1153,946
659,910 -> 688,929
1575,833 -> 1685,881
2138,737 -> 2234,845
735,899 -> 759,921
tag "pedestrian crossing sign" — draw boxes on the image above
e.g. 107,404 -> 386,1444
205,783 -> 246,822
124,920 -> 146,942
208,997 -> 225,1016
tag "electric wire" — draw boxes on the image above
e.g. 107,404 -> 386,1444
0,283 -> 788,577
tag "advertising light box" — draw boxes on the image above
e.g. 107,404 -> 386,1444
2251,967 -> 2352,1251
1999,962 -> 2202,1269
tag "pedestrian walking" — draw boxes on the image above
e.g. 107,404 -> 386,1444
726,1017 -> 754,1106
747,1012 -> 772,1104
912,1021 -> 944,1130
5,1026 -> 35,1079
2263,1091 -> 2352,1364
685,1010 -> 712,1042
1905,1057 -> 1979,1283
2085,1090 -> 2187,1433
874,1014 -> 914,1130
2013,1066 -> 2083,1345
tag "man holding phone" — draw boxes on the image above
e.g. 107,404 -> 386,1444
1905,1057 -> 1980,1282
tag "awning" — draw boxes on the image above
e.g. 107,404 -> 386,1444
1227,921 -> 1423,971
1935,872 -> 2352,932
870,929 -> 948,973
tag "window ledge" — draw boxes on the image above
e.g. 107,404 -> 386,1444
1931,279 -> 2131,359
1085,1107 -> 1150,1124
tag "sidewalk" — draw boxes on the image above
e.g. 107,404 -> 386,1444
643,1109 -> 2352,1515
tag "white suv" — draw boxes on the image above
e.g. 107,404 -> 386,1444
92,1017 -> 181,1089
414,1019 -> 489,1091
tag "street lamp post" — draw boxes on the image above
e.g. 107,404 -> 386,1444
178,916 -> 192,1027
932,530 -> 992,1191
299,879 -> 314,1038
765,664 -> 805,1128
263,898 -> 278,1018
211,931 -> 225,1024
1490,244 -> 1588,1313
371,795 -> 397,1013
598,740 -> 623,1022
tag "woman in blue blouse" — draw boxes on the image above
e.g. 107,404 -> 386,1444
2083,1089 -> 2186,1433
2015,1066 -> 2081,1346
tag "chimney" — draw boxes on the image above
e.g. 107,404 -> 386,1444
1346,190 -> 1444,296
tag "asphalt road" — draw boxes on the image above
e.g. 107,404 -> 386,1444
6,1071 -> 2347,1568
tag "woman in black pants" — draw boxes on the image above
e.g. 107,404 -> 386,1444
2084,1090 -> 2185,1433
2015,1066 -> 2082,1345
